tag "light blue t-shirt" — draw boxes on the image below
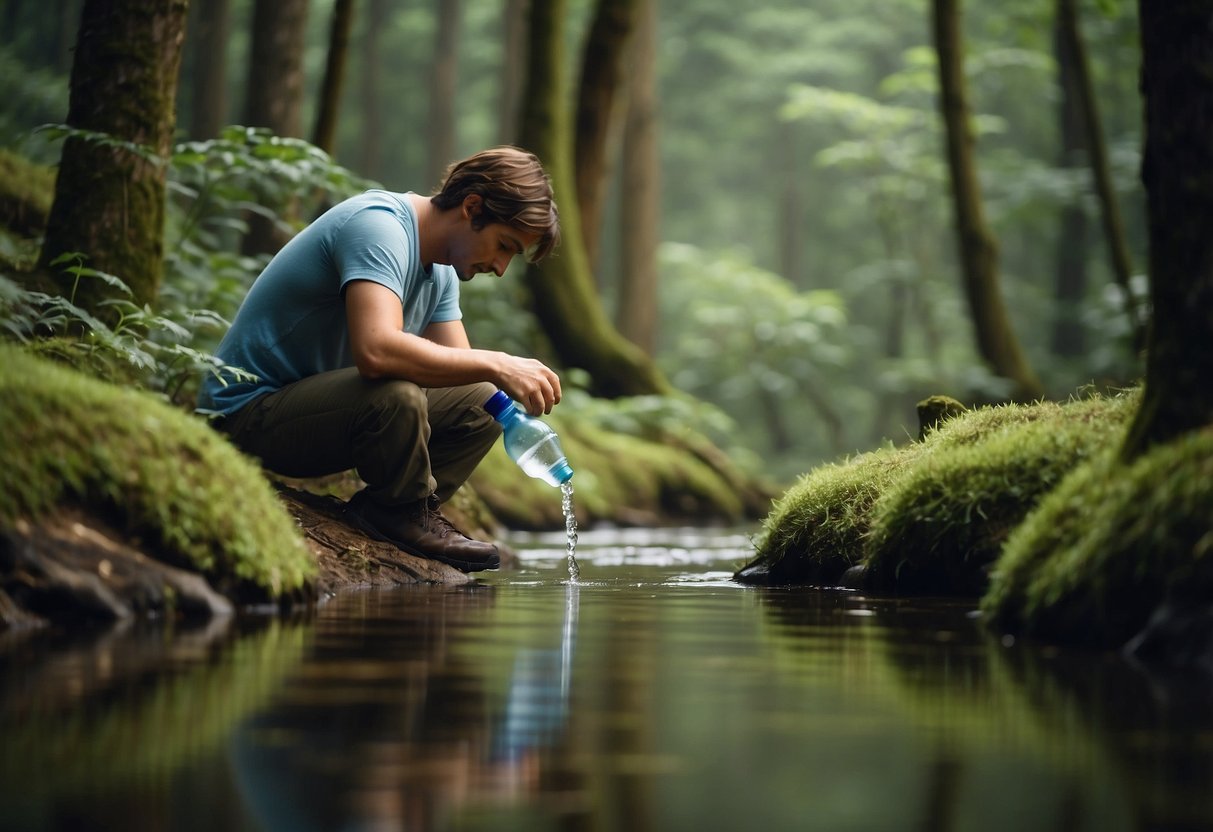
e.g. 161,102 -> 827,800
198,190 -> 462,416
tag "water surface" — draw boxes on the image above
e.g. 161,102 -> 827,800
1,526 -> 1210,831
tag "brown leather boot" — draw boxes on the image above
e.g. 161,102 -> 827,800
344,492 -> 500,572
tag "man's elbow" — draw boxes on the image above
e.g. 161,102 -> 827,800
353,348 -> 390,379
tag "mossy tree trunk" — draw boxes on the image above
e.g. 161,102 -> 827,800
932,0 -> 1043,401
616,0 -> 660,355
574,0 -> 640,270
311,0 -> 355,157
39,0 -> 188,316
518,0 -> 671,398
1056,0 -> 1143,351
1121,2 -> 1213,460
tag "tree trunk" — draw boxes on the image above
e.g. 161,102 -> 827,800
616,0 -> 659,355
187,0 -> 231,140
574,0 -> 639,269
361,0 -> 387,181
1057,0 -> 1143,350
1,0 -> 23,49
312,0 -> 355,157
932,0 -> 1043,400
39,0 -> 189,316
1051,0 -> 1089,358
1121,2 -> 1213,459
55,0 -> 82,73
242,0 -> 307,138
241,0 -> 308,256
426,0 -> 461,190
518,0 -> 670,398
498,0 -> 529,145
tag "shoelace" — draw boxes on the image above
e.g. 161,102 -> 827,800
422,498 -> 463,539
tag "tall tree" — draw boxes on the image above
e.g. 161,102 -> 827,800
932,0 -> 1043,400
187,0 -> 231,141
1056,0 -> 1143,350
426,0 -> 461,189
517,0 -> 670,397
1051,0 -> 1089,358
1121,1 -> 1213,459
39,0 -> 189,316
313,0 -> 356,157
615,0 -> 659,354
498,0 -> 529,145
241,0 -> 309,255
242,0 -> 308,138
360,0 -> 387,181
574,0 -> 640,269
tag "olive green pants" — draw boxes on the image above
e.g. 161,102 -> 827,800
219,369 -> 501,507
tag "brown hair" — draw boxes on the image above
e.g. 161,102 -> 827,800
431,146 -> 561,262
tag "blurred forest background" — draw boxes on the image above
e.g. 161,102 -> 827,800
0,0 -> 1145,484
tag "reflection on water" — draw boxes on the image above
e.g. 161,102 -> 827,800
1,526 -> 1212,831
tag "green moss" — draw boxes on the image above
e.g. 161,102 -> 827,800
863,393 -> 1137,595
738,391 -> 1140,590
984,426 -> 1213,646
739,443 -> 925,585
0,345 -> 314,598
738,399 -> 1047,585
0,148 -> 55,235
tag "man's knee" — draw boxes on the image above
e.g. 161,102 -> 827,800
359,379 -> 428,431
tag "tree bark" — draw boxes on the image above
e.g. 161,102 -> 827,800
518,0 -> 671,398
1050,0 -> 1089,358
55,0 -> 82,73
1121,1 -> 1213,459
426,0 -> 461,190
1056,0 -> 1143,350
241,0 -> 309,256
187,0 -> 231,141
574,0 -> 639,269
242,0 -> 308,138
616,0 -> 659,355
39,0 -> 189,316
312,0 -> 356,157
498,0 -> 529,145
360,0 -> 387,181
932,0 -> 1043,400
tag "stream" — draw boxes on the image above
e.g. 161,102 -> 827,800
1,525 -> 1210,831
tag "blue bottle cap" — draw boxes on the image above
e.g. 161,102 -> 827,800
550,459 -> 574,485
484,389 -> 512,418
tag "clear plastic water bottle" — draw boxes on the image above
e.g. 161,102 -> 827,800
484,390 -> 574,487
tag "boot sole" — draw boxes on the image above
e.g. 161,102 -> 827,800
344,509 -> 500,573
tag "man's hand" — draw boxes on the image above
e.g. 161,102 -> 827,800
496,355 -> 561,415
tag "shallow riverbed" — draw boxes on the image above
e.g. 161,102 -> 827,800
1,526 -> 1210,831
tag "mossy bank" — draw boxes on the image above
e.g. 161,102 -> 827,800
0,344 -> 316,621
737,390 -> 1213,668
